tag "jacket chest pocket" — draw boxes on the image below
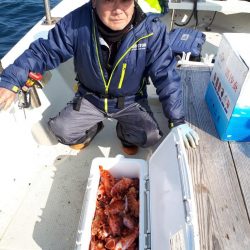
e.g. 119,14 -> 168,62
125,48 -> 147,77
115,38 -> 150,90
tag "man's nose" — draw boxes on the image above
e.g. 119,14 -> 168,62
112,0 -> 123,12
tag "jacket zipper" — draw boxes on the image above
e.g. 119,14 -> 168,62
93,22 -> 153,112
118,63 -> 127,89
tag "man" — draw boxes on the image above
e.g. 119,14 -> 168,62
0,0 -> 199,155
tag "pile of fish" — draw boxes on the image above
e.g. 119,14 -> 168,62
89,166 -> 140,250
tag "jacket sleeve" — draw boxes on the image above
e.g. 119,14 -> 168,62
0,13 -> 74,92
146,19 -> 185,127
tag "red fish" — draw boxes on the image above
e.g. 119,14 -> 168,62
99,165 -> 115,198
108,214 -> 123,236
105,199 -> 125,215
115,227 -> 139,250
111,178 -> 133,197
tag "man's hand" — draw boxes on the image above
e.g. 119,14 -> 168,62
0,87 -> 17,110
172,124 -> 199,149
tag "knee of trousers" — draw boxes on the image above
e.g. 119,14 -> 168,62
48,118 -> 84,145
116,123 -> 162,148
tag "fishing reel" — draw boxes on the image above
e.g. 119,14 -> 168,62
18,72 -> 44,109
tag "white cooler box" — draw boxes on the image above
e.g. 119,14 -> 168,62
75,130 -> 199,250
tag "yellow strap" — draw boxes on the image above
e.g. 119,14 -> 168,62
11,86 -> 20,93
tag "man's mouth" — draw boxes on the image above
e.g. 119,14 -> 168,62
110,19 -> 124,22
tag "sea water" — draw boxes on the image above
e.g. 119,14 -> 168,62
0,0 -> 61,59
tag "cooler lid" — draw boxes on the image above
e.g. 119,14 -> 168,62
147,129 -> 199,250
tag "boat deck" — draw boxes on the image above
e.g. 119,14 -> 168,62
180,67 -> 250,249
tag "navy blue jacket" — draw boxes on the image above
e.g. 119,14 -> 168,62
0,2 -> 184,124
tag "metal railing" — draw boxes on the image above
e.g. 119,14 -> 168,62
43,0 -> 52,25
43,0 -> 60,25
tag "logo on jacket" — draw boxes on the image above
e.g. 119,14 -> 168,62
131,43 -> 147,51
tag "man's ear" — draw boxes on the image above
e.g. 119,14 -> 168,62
92,0 -> 96,8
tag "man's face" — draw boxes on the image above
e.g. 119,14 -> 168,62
92,0 -> 135,31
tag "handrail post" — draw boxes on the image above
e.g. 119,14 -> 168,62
43,0 -> 52,25
42,0 -> 60,25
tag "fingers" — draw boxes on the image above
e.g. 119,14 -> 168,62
0,88 -> 17,111
189,130 -> 200,147
186,133 -> 196,148
192,130 -> 200,145
0,96 -> 5,110
0,101 -> 5,110
3,98 -> 14,110
183,129 -> 199,149
0,98 -> 14,111
182,134 -> 190,149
